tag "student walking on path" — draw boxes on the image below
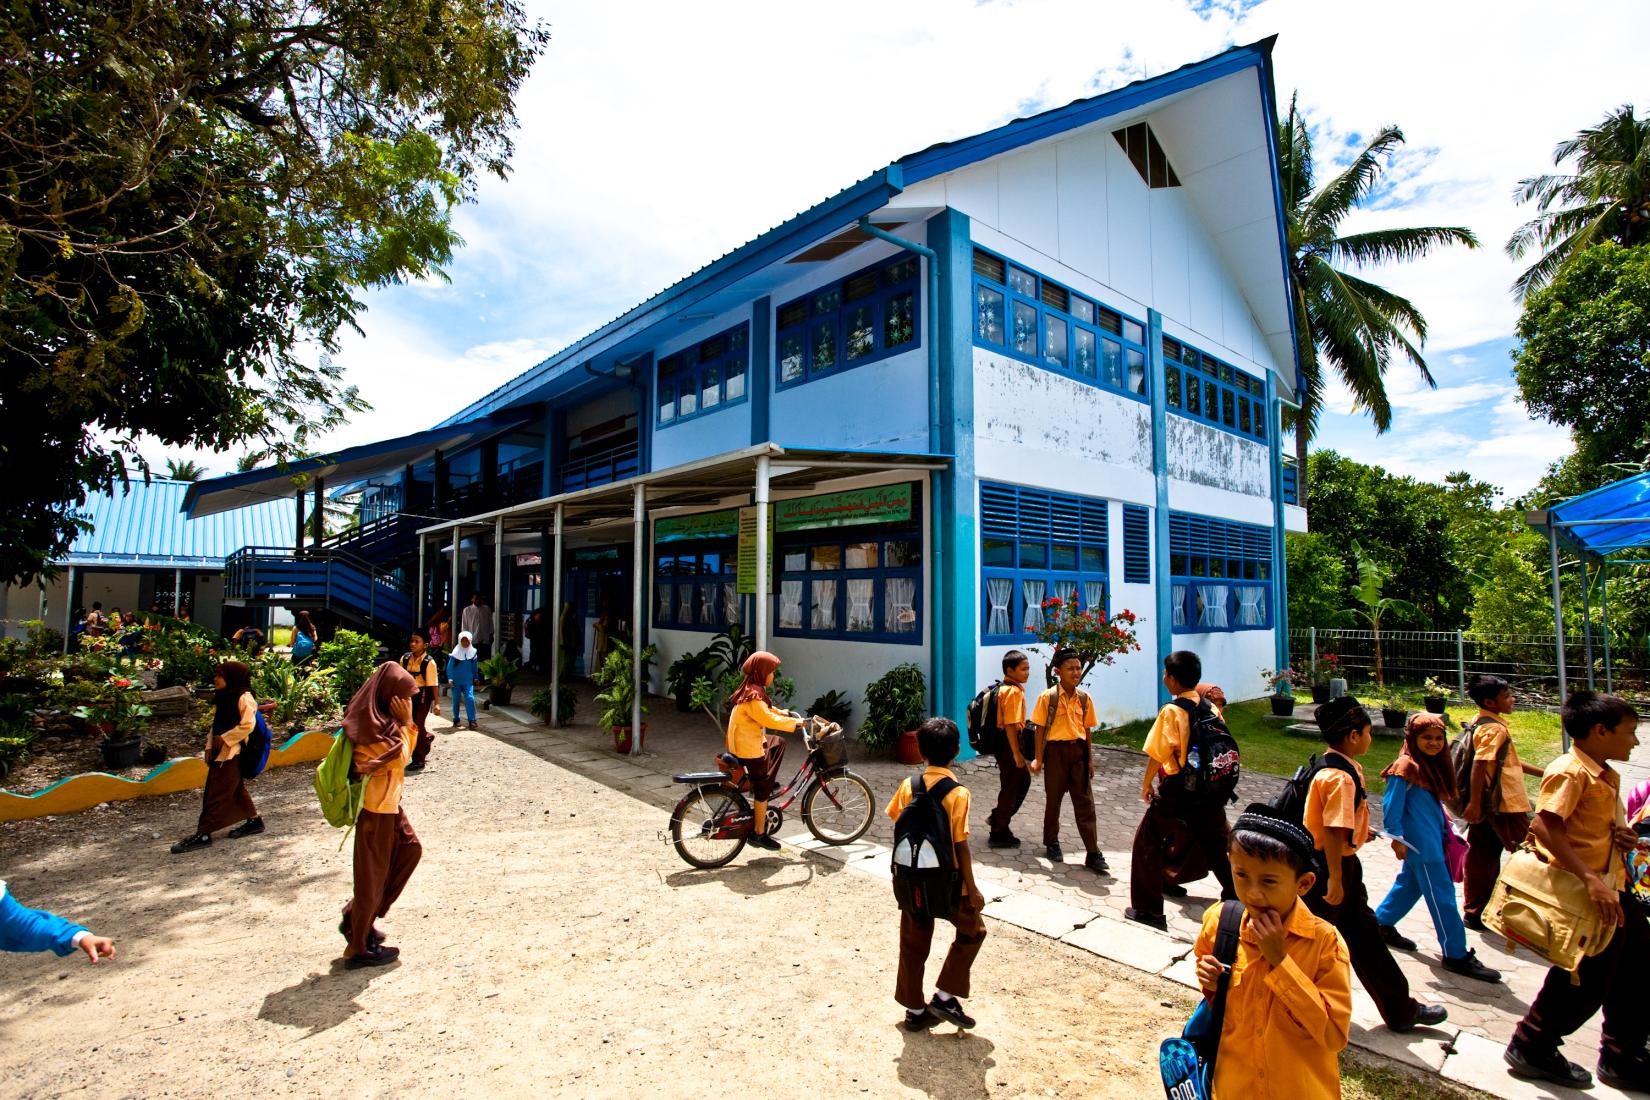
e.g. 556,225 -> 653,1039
402,629 -> 440,772
290,610 -> 318,666
447,631 -> 479,731
1028,649 -> 1107,874
170,661 -> 264,854
460,593 -> 494,661
1461,674 -> 1541,929
339,663 -> 424,968
985,650 -> 1032,849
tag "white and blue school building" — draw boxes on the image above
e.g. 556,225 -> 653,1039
180,38 -> 1308,744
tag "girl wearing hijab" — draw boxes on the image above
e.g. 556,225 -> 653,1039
1373,713 -> 1500,982
291,610 -> 319,666
725,651 -> 803,852
171,661 -> 263,853
447,631 -> 479,730
339,662 -> 423,967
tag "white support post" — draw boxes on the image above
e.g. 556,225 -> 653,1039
173,567 -> 183,617
450,526 -> 461,645
416,537 -> 426,627
550,503 -> 564,728
1549,526 -> 1568,750
754,454 -> 770,651
1455,629 -> 1466,702
62,565 -> 75,653
631,483 -> 645,756
493,516 -> 504,654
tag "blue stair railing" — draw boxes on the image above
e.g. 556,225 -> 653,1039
224,547 -> 415,630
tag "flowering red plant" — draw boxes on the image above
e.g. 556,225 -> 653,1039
1030,596 -> 1144,687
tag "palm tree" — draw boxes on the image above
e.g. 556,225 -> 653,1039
1279,95 -> 1479,502
1507,104 -> 1650,300
235,450 -> 269,473
163,458 -> 206,481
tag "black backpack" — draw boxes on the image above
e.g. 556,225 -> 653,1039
1449,716 -> 1508,818
965,681 -> 1003,754
1170,698 -> 1241,807
1269,752 -> 1365,831
891,772 -> 962,921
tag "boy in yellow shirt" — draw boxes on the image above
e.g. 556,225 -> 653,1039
1193,808 -> 1351,1098
1028,648 -> 1107,873
1460,673 -> 1541,929
1505,691 -> 1649,1091
986,650 -> 1031,849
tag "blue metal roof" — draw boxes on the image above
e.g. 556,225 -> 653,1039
1534,470 -> 1650,556
65,480 -> 293,568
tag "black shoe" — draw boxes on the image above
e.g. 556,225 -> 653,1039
170,833 -> 211,854
1162,882 -> 1189,898
1442,950 -> 1501,983
1463,911 -> 1486,932
1504,1040 -> 1591,1088
1390,1003 -> 1448,1033
344,945 -> 401,969
928,995 -> 976,1030
227,817 -> 265,839
1044,842 -> 1063,862
338,914 -> 387,948
987,833 -> 1021,849
406,761 -> 426,773
902,1008 -> 940,1032
1379,924 -> 1418,951
1124,907 -> 1167,931
748,833 -> 781,851
1084,852 -> 1110,875
1597,1054 -> 1650,1092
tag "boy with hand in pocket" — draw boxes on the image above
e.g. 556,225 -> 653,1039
986,650 -> 1032,849
1193,809 -> 1351,1099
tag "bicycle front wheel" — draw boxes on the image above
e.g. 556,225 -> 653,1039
801,770 -> 874,845
670,787 -> 749,869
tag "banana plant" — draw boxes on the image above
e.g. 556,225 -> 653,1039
1342,540 -> 1423,688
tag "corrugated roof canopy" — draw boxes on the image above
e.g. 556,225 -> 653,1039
1532,470 -> 1650,556
65,480 -> 292,568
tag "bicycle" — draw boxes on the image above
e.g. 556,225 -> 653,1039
668,715 -> 875,868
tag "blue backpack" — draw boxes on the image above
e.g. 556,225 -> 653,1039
1159,900 -> 1243,1099
240,709 -> 273,780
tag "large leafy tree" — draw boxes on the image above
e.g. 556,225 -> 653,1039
0,0 -> 548,585
1278,96 -> 1479,501
1507,105 -> 1650,300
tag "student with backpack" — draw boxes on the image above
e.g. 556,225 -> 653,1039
402,629 -> 440,773
170,661 -> 264,854
1028,649 -> 1108,874
1127,650 -> 1237,930
1459,673 -> 1540,930
888,717 -> 986,1032
1296,697 -> 1447,1033
1372,713 -> 1500,982
981,650 -> 1032,849
338,662 -> 424,968
1182,808 -> 1350,1099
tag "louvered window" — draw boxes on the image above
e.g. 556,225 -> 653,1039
1122,505 -> 1151,584
1168,511 -> 1274,633
981,482 -> 1110,642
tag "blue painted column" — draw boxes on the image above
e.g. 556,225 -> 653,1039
635,353 -> 655,474
750,296 -> 771,445
1147,309 -> 1172,706
540,404 -> 555,497
1266,374 -> 1290,670
928,208 -> 976,752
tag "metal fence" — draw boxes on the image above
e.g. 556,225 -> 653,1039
1288,628 -> 1650,704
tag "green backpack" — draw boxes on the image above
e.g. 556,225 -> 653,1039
314,731 -> 365,840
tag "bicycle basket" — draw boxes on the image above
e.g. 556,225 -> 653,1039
815,731 -> 848,769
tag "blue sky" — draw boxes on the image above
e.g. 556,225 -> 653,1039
158,0 -> 1645,502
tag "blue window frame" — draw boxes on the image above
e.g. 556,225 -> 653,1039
1168,512 -> 1273,633
776,255 -> 920,389
1122,504 -> 1151,584
1162,336 -> 1268,443
773,527 -> 923,644
971,247 -> 1149,401
654,540 -> 741,631
657,324 -> 750,428
980,482 -> 1110,643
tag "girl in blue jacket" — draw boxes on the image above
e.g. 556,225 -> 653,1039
446,631 -> 479,730
1,880 -> 115,962
1374,713 -> 1499,982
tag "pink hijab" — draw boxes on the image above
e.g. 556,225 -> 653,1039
342,662 -> 417,774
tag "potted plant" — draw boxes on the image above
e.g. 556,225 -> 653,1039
73,675 -> 153,769
594,639 -> 658,752
528,684 -> 577,726
666,648 -> 713,712
1380,692 -> 1408,729
807,689 -> 854,727
477,654 -> 521,708
861,663 -> 927,764
1262,667 -> 1299,717
1308,653 -> 1342,704
1422,676 -> 1449,715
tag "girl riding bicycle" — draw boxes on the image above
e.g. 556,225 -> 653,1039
727,651 -> 803,852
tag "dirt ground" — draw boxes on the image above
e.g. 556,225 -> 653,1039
0,723 -> 1470,1099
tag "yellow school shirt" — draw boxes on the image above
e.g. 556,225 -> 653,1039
726,697 -> 802,760
1471,712 -> 1531,813
208,693 -> 257,763
1142,690 -> 1200,774
885,766 -> 971,842
402,652 -> 439,691
355,733 -> 414,815
1031,687 -> 1097,742
1194,901 -> 1351,1100
1304,751 -> 1371,854
1533,750 -> 1625,883
996,682 -> 1026,730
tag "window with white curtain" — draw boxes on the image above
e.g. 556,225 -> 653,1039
653,542 -> 739,632
1197,584 -> 1230,629
772,518 -> 922,643
1172,584 -> 1188,627
986,578 -> 1012,637
1236,586 -> 1265,626
846,579 -> 875,632
885,577 -> 916,634
1022,579 -> 1046,632
779,581 -> 804,630
722,583 -> 742,626
980,482 -> 1111,641
1169,510 -> 1274,633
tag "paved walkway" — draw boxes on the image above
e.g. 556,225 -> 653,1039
476,687 -> 1650,1100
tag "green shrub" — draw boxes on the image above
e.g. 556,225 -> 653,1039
0,693 -> 37,778
316,630 -> 379,704
860,664 -> 926,751
528,685 -> 577,724
807,689 -> 854,725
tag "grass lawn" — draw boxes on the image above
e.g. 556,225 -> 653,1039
1096,698 -> 1563,800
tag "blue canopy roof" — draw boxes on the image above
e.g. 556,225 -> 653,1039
65,480 -> 292,568
1532,470 -> 1650,556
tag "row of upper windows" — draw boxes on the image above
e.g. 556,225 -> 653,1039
1162,336 -> 1269,443
658,325 -> 749,425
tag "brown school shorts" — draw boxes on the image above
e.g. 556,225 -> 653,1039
738,755 -> 774,801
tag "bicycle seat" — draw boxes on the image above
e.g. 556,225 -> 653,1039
716,751 -> 741,770
672,770 -> 732,784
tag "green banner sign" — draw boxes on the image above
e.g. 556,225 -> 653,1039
774,483 -> 914,532
656,508 -> 739,543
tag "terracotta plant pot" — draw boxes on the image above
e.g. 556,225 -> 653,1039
612,723 -> 646,754
99,737 -> 142,770
1381,707 -> 1407,729
894,727 -> 924,765
1269,694 -> 1295,717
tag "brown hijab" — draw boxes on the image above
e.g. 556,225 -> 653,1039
1381,712 -> 1457,802
728,651 -> 781,708
343,662 -> 417,774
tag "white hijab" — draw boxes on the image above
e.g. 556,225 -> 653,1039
451,631 -> 478,661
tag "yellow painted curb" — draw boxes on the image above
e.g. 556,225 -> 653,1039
0,729 -> 336,823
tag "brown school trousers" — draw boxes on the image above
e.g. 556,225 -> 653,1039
197,757 -> 257,835
345,808 -> 423,956
1463,812 -> 1529,919
1514,892 -> 1650,1063
987,731 -> 1032,839
1128,792 -> 1236,920
896,892 -> 987,1010
1306,852 -> 1420,1029
1042,739 -> 1098,851
410,689 -> 435,766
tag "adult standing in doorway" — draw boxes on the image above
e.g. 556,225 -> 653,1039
460,593 -> 494,661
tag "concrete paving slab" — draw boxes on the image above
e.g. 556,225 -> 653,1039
1349,1021 -> 1456,1074
1440,1031 -> 1630,1100
1154,954 -> 1201,989
983,892 -> 1098,939
494,705 -> 537,726
1060,916 -> 1185,976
